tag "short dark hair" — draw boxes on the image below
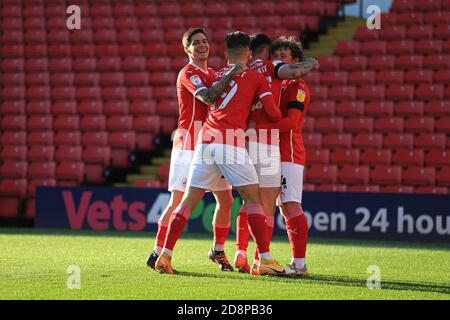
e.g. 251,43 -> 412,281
271,36 -> 303,61
225,31 -> 250,50
250,33 -> 272,53
182,27 -> 208,48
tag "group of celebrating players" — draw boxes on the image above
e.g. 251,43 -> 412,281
145,27 -> 319,277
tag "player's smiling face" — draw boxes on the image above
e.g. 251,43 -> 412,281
272,47 -> 298,64
186,32 -> 209,61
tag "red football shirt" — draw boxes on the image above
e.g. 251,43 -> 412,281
174,62 -> 215,150
257,78 -> 310,165
200,64 -> 282,147
248,59 -> 284,145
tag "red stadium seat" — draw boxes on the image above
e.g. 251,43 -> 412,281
360,41 -> 387,56
348,70 -> 376,85
133,116 -> 161,133
54,131 -> 81,146
27,115 -> 53,131
0,161 -> 27,179
354,27 -> 380,41
107,116 -> 133,132
83,146 -> 111,166
50,73 -> 74,87
434,70 -> 450,84
371,166 -> 402,185
403,167 -> 436,186
102,87 -> 127,101
0,179 -> 27,198
375,118 -> 404,133
368,56 -> 396,71
124,72 -> 149,86
26,101 -> 51,115
425,101 -> 450,117
437,167 -> 450,187
397,12 -> 423,25
349,98 -> 377,117
426,150 -> 450,167
55,146 -> 83,162
353,133 -> 383,149
386,84 -> 414,101
28,131 -> 53,146
316,185 -> 348,192
1,146 -> 27,161
1,115 -> 26,131
53,116 -> 80,132
74,73 -> 99,87
28,146 -> 55,162
2,73 -> 25,86
328,86 -> 356,101
2,59 -> 24,72
306,149 -> 330,165
360,149 -> 392,166
335,41 -> 359,56
103,101 -> 129,115
379,26 -> 406,40
317,56 -> 340,71
309,86 -> 328,100
303,133 -> 322,149
415,40 -> 443,55
406,25 -> 433,40
109,132 -> 136,150
396,55 -> 423,70
344,118 -> 373,133
129,101 -> 157,115
415,133 -> 446,150
28,179 -> 56,197
97,57 -> 121,72
80,116 -> 106,132
416,84 -> 444,101
182,2 -> 205,16
85,164 -> 106,184
81,132 -> 108,147
393,150 -> 425,167
424,54 -> 449,69
78,101 -> 103,115
404,117 -> 435,133
28,162 -> 56,179
434,24 -> 450,40
315,118 -> 343,133
99,73 -> 124,87
128,87 -> 153,101
331,149 -> 360,165
436,117 -> 450,133
382,186 -> 414,193
340,56 -> 367,71
384,133 -> 414,149
357,85 -> 385,101
306,165 -> 338,184
387,41 -> 414,55
415,187 -> 448,195
319,71 -> 348,86
322,134 -> 352,149
338,165 -> 370,185
308,101 -> 336,117
395,102 -> 424,117
377,71 -> 404,85
1,101 -> 25,115
56,162 -> 85,183
349,185 -> 381,193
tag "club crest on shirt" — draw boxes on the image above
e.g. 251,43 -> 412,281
296,90 -> 306,102
190,75 -> 203,88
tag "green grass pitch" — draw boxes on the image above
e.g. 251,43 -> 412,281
1,228 -> 449,300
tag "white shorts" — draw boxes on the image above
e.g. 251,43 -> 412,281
247,141 -> 281,188
279,162 -> 304,204
168,149 -> 230,192
187,143 -> 259,189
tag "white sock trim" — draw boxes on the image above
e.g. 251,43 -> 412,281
259,252 -> 273,261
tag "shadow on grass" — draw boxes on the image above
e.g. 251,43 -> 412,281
173,271 -> 450,295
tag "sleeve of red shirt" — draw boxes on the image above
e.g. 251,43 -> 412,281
181,69 -> 208,96
256,74 -> 282,121
257,81 -> 306,132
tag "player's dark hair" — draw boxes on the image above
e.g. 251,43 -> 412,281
250,33 -> 272,54
182,27 -> 208,48
225,31 -> 250,50
271,36 -> 304,61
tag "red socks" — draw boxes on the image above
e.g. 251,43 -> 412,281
163,204 -> 192,251
236,205 -> 250,251
284,207 -> 308,258
246,204 -> 270,254
254,215 -> 275,260
155,220 -> 169,249
213,223 -> 230,250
